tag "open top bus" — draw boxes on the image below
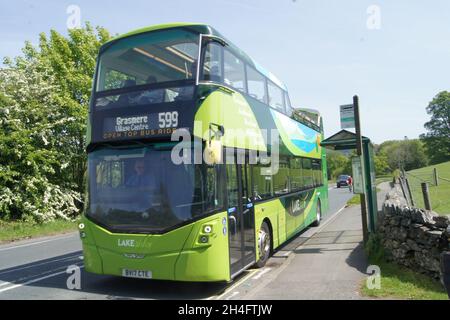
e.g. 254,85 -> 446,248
80,23 -> 328,282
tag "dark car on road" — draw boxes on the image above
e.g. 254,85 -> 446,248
336,175 -> 351,188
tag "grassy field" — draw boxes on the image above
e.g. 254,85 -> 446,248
406,161 -> 450,215
0,219 -> 79,244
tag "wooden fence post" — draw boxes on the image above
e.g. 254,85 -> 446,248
421,182 -> 432,211
405,177 -> 415,207
433,168 -> 439,186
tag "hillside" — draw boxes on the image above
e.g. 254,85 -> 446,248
407,161 -> 450,215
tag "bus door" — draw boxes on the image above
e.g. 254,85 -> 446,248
227,156 -> 256,277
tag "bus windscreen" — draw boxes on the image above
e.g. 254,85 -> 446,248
87,145 -> 223,232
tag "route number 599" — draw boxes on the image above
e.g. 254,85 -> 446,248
158,112 -> 178,128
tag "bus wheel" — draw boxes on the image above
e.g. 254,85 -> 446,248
256,221 -> 271,268
312,200 -> 322,227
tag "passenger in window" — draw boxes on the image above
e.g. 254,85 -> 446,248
117,79 -> 139,105
176,61 -> 197,101
138,75 -> 165,104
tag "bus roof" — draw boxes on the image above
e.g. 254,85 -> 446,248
104,22 -> 288,91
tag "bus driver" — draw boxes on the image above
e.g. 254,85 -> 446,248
126,159 -> 152,188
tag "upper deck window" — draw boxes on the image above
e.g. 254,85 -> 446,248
246,66 -> 266,104
223,49 -> 246,92
201,43 -> 246,93
203,42 -> 223,82
267,80 -> 285,113
95,29 -> 199,108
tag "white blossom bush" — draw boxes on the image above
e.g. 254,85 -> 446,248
0,25 -> 110,223
0,62 -> 81,222
0,24 -> 110,222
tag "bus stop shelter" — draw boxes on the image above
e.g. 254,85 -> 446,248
321,130 -> 378,233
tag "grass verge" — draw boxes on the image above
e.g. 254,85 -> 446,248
347,194 -> 361,206
0,219 -> 79,244
346,187 -> 381,206
361,234 -> 448,300
376,176 -> 393,185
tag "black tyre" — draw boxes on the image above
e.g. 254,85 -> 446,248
311,200 -> 322,227
256,221 -> 271,268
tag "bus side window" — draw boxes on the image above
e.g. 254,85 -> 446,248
267,80 -> 285,113
273,156 -> 290,195
223,49 -> 246,92
246,66 -> 265,103
226,164 -> 239,208
289,157 -> 302,192
285,92 -> 294,117
251,164 -> 273,200
302,158 -> 313,188
312,159 -> 323,187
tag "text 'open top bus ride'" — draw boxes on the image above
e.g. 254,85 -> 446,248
80,23 -> 329,282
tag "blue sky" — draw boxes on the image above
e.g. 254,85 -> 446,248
1,0 -> 449,144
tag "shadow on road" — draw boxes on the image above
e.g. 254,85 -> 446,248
0,251 -> 230,299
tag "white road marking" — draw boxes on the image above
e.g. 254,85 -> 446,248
282,251 -> 291,257
0,272 -> 67,293
0,234 -> 77,252
209,270 -> 257,300
225,291 -> 240,300
0,264 -> 84,293
252,268 -> 271,280
0,254 -> 81,276
320,205 -> 346,230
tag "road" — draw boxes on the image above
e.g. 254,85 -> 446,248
0,186 -> 354,300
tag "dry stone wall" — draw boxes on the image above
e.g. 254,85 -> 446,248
379,183 -> 450,279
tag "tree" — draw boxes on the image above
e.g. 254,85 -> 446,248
379,139 -> 428,171
326,150 -> 350,179
374,151 -> 390,176
0,24 -> 111,222
0,62 -> 79,221
420,91 -> 450,164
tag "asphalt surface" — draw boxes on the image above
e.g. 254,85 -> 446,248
0,185 -> 355,300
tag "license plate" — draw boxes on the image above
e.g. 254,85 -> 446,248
121,269 -> 152,279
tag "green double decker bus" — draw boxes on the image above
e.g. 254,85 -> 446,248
80,23 -> 328,282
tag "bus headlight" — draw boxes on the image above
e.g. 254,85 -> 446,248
200,236 -> 209,244
203,225 -> 212,234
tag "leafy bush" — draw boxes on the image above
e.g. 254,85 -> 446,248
365,232 -> 385,264
0,24 -> 110,222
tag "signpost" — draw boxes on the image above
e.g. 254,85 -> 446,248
340,104 -> 355,129
353,96 -> 369,244
321,95 -> 378,244
351,156 -> 364,194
